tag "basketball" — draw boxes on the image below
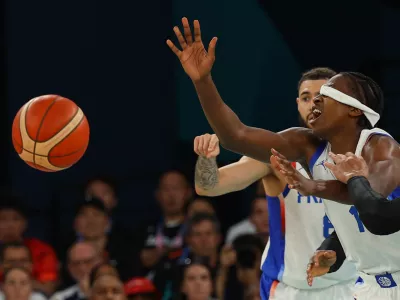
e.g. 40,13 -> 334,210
12,95 -> 90,172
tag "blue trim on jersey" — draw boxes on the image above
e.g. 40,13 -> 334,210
308,141 -> 328,175
388,186 -> 400,201
260,273 -> 275,300
282,185 -> 291,198
262,195 -> 285,281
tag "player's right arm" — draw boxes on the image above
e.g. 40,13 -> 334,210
167,18 -> 318,163
194,134 -> 271,196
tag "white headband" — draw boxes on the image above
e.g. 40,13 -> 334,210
320,85 -> 380,127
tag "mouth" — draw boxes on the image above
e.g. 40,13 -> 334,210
308,107 -> 322,124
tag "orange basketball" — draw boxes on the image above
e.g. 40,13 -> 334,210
12,95 -> 90,172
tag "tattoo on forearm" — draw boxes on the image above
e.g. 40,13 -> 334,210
195,156 -> 219,190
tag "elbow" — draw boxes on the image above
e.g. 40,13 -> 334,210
195,185 -> 218,197
218,128 -> 246,153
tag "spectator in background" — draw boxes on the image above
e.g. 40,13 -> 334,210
62,198 -> 135,282
0,267 -> 44,300
225,197 -> 269,245
183,213 -> 221,280
187,198 -> 215,218
89,274 -> 125,300
139,170 -> 192,274
178,258 -> 216,300
84,177 -> 118,212
124,278 -> 159,300
0,198 -> 59,296
51,242 -> 103,300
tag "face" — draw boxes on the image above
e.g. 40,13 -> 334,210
157,172 -> 191,216
2,247 -> 33,273
296,79 -> 328,128
187,199 -> 215,217
68,242 -> 102,282
250,198 -> 269,234
128,296 -> 154,300
182,264 -> 212,300
87,181 -> 117,210
90,275 -> 125,300
0,210 -> 26,242
75,207 -> 109,240
308,74 -> 362,137
187,220 -> 220,257
3,269 -> 32,300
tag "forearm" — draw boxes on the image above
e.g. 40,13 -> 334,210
348,176 -> 400,217
195,156 -> 220,195
317,231 -> 345,273
193,76 -> 246,153
311,180 -> 352,205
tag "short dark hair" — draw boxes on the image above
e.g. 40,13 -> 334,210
89,263 -> 119,287
340,72 -> 384,129
0,195 -> 27,219
0,242 -> 31,263
84,175 -> 117,195
186,213 -> 220,236
298,67 -> 337,91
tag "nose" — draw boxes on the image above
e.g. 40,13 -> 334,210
313,94 -> 322,104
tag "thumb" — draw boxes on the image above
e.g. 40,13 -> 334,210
208,135 -> 219,151
208,37 -> 218,59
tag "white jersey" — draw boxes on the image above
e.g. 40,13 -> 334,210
261,162 -> 357,290
311,128 -> 400,275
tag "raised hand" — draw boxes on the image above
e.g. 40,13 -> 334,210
194,134 -> 220,158
166,17 -> 218,82
324,152 -> 369,183
271,149 -> 322,196
306,250 -> 337,286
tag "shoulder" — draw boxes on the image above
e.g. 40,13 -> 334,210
279,127 -> 323,159
363,134 -> 400,162
24,238 -> 56,254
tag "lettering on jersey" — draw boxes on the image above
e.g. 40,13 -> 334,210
323,214 -> 335,238
297,192 -> 322,204
315,159 -> 327,171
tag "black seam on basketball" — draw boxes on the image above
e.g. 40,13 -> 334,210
18,144 -> 87,158
32,97 -> 59,168
38,100 -> 80,143
46,113 -> 86,156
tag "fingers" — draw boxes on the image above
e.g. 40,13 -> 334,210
194,136 -> 200,155
270,155 -> 281,171
208,134 -> 219,152
193,20 -> 202,42
306,263 -> 314,286
329,152 -> 345,165
323,161 -> 336,172
208,37 -> 218,59
271,148 -> 287,160
166,39 -> 181,57
181,17 -> 193,46
173,26 -> 187,50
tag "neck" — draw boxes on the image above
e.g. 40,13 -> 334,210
327,125 -> 362,155
164,214 -> 185,223
87,236 -> 107,252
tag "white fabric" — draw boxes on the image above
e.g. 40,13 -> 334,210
270,278 -> 356,300
354,271 -> 400,300
311,128 -> 400,275
50,284 -> 85,300
225,219 -> 256,244
320,85 -> 380,127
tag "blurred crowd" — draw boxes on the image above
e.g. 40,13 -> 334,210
0,167 -> 269,300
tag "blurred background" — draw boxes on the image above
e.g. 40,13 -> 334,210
0,0 -> 399,299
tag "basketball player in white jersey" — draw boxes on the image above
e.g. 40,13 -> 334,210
192,68 -> 357,299
166,17 -> 400,299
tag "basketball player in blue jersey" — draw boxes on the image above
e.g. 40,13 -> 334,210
192,68 -> 357,299
166,18 -> 400,299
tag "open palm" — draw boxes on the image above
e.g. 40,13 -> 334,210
167,17 -> 218,82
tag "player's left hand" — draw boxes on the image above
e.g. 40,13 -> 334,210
271,149 -> 322,196
306,250 -> 337,286
324,152 -> 369,183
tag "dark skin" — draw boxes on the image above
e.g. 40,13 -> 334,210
167,18 -> 400,205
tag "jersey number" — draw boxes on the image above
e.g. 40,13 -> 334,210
323,206 -> 365,238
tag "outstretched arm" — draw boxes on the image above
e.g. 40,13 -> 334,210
167,17 -> 317,163
195,156 -> 271,196
272,136 -> 400,205
193,134 -> 271,196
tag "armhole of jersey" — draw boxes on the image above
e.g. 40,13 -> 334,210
308,141 -> 328,175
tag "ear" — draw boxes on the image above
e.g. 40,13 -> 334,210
296,97 -> 300,105
349,107 -> 363,117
